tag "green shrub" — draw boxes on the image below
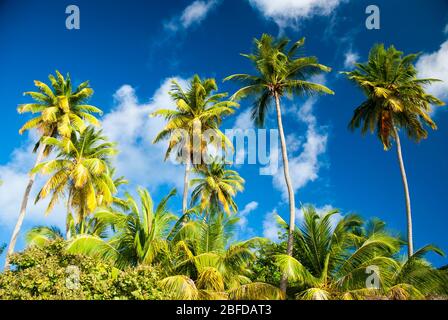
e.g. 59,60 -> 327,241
0,240 -> 167,300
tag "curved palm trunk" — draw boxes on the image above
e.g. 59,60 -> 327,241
182,159 -> 191,214
393,126 -> 414,257
4,146 -> 45,270
274,93 -> 296,294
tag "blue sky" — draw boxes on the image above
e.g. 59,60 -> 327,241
0,0 -> 447,266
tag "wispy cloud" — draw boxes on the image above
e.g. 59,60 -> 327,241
232,109 -> 254,131
164,0 -> 220,33
343,49 -> 359,69
248,0 -> 347,29
235,201 -> 258,239
262,209 -> 281,242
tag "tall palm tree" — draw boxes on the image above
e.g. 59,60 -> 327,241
190,160 -> 244,215
342,44 -> 445,256
32,127 -> 117,233
4,71 -> 102,269
225,34 -> 334,292
160,212 -> 283,300
66,188 -> 178,269
152,75 -> 238,214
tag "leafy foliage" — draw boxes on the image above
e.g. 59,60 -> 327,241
18,70 -> 102,153
152,75 -> 238,162
0,240 -> 166,300
225,34 -> 333,127
190,160 -> 245,215
342,44 -> 445,150
265,207 -> 448,300
33,127 -> 117,223
3,43 -> 446,301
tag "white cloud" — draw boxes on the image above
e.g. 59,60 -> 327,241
181,0 -> 218,28
232,109 -> 253,130
240,201 -> 259,216
165,0 -> 219,32
343,50 -> 359,68
273,96 -> 328,199
248,0 -> 345,28
235,201 -> 258,239
0,137 -> 66,230
262,209 -> 281,241
416,40 -> 448,101
102,78 -> 189,192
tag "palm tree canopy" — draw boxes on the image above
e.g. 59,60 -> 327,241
18,70 -> 103,153
161,212 -> 280,299
342,44 -> 445,150
66,188 -> 178,269
25,225 -> 64,247
190,161 -> 244,215
32,127 -> 117,220
224,34 -> 334,127
152,75 -> 238,162
274,206 -> 405,299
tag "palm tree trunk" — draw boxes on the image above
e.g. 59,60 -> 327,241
274,92 -> 296,295
4,145 -> 46,270
66,190 -> 73,240
182,159 -> 191,214
393,126 -> 414,257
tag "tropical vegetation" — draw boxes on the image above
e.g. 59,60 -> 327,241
0,35 -> 446,300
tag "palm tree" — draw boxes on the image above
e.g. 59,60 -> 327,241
190,160 -> 244,215
32,127 -> 117,233
225,34 -> 334,292
4,71 -> 102,270
160,212 -> 283,300
152,75 -> 238,214
274,207 -> 399,299
274,206 -> 446,299
25,225 -> 64,247
342,44 -> 445,256
66,188 -> 178,269
386,245 -> 447,299
25,210 -> 115,247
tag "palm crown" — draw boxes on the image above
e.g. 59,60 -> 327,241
342,44 -> 445,150
18,71 -> 102,153
32,127 -> 117,223
224,34 -> 334,126
274,207 -> 446,299
160,212 -> 282,300
152,75 -> 238,162
190,161 -> 244,215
